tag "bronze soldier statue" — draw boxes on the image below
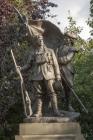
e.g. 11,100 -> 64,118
57,32 -> 79,112
20,35 -> 62,117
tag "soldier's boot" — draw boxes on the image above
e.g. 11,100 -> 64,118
33,98 -> 42,117
51,93 -> 64,117
68,104 -> 75,112
66,96 -> 75,112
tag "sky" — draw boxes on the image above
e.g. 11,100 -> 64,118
47,0 -> 91,40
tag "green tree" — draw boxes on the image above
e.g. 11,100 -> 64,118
65,11 -> 82,35
74,48 -> 93,140
64,11 -> 87,50
64,11 -> 93,139
87,0 -> 93,35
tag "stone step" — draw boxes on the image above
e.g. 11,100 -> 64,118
19,123 -> 81,135
15,134 -> 76,140
75,134 -> 85,140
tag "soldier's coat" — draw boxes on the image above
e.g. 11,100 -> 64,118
22,46 -> 61,81
58,45 -> 76,87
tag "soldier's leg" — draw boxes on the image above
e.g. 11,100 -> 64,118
45,80 -> 62,116
32,81 -> 43,117
67,88 -> 75,112
62,79 -> 74,111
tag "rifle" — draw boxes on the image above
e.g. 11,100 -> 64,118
13,7 -> 25,23
61,75 -> 88,114
11,49 -> 32,118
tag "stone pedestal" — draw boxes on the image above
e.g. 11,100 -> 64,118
15,117 -> 85,140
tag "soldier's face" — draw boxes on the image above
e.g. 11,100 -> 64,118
70,38 -> 76,45
36,36 -> 43,47
67,37 -> 75,46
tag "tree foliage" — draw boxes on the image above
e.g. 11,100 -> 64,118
65,11 -> 83,35
87,0 -> 93,35
74,49 -> 93,139
64,12 -> 93,139
65,12 -> 86,50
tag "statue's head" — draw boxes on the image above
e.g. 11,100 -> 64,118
64,31 -> 77,46
34,35 -> 43,47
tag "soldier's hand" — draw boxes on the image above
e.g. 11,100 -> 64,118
17,66 -> 22,71
53,79 -> 62,91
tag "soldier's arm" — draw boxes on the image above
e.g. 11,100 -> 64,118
51,50 -> 61,80
26,24 -> 35,37
58,45 -> 80,65
58,52 -> 75,65
21,53 -> 33,72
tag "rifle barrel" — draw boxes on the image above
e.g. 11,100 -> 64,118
61,75 -> 88,114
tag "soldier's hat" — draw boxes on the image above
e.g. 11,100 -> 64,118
29,19 -> 45,36
64,31 -> 77,39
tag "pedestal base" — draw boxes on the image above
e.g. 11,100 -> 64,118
15,121 -> 85,140
24,111 -> 80,123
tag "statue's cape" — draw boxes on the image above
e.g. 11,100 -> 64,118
28,19 -> 64,50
